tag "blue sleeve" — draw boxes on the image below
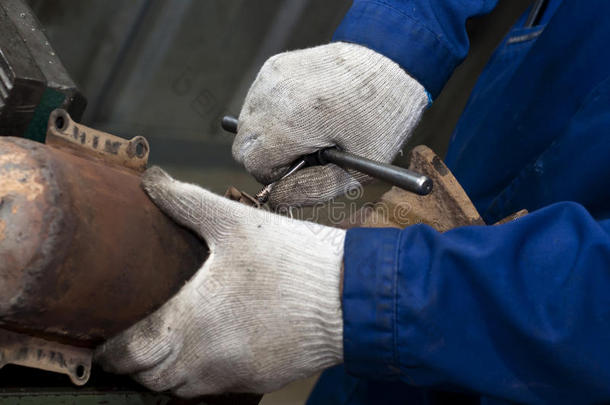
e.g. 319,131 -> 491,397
343,202 -> 610,404
333,0 -> 498,97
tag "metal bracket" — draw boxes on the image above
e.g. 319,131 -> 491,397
0,329 -> 92,385
345,145 -> 527,230
46,109 -> 149,172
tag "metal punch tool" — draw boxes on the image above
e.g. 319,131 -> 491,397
221,116 -> 433,204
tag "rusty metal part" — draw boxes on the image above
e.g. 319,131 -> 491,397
347,145 -> 527,230
0,112 -> 260,403
0,135 -> 207,346
493,209 -> 529,225
46,109 -> 149,172
224,186 -> 261,207
0,329 -> 92,385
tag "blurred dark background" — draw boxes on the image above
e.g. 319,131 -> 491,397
26,0 -> 531,196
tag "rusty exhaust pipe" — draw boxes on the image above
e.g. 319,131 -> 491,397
0,110 -> 207,384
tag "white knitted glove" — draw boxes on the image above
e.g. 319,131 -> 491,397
232,42 -> 428,207
95,167 -> 344,397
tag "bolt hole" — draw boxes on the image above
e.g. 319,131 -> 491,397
55,115 -> 65,130
75,364 -> 86,379
135,141 -> 146,158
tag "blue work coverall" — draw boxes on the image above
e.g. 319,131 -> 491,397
308,0 -> 610,403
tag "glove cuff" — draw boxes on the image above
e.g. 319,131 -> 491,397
274,224 -> 346,378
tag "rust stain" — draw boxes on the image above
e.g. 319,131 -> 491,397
0,170 -> 44,201
0,149 -> 44,202
0,150 -> 28,166
0,220 -> 5,241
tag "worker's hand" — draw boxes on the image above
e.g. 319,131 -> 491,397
95,167 -> 344,397
232,42 -> 428,207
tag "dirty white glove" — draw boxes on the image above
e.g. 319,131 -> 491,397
232,42 -> 428,207
95,167 -> 344,397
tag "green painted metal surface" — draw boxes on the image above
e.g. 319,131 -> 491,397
24,88 -> 66,143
